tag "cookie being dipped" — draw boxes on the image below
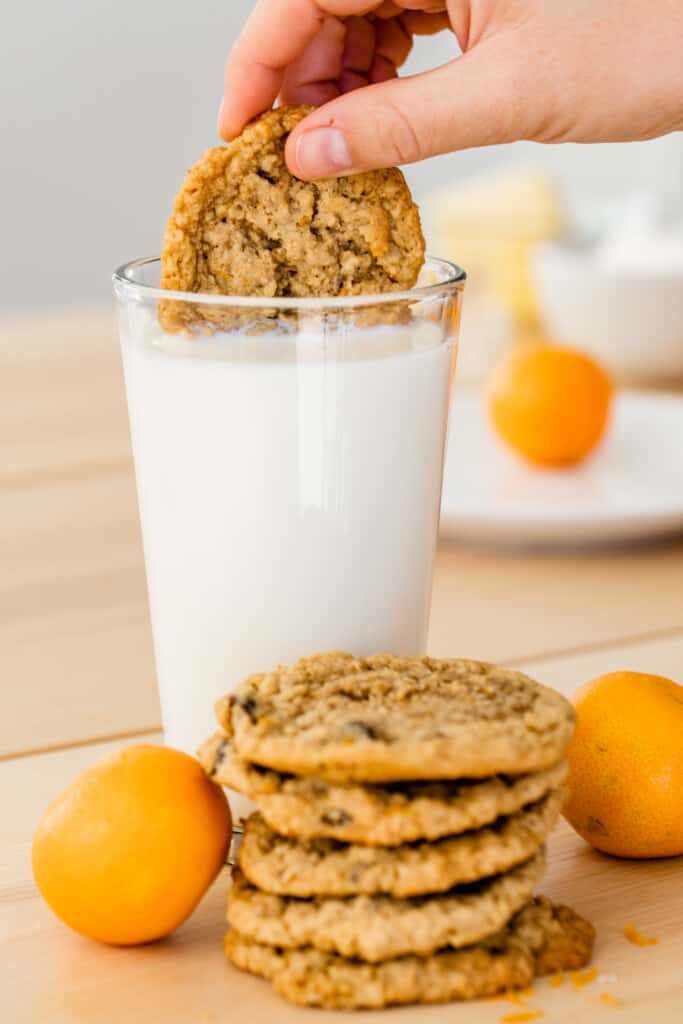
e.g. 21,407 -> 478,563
160,106 -> 425,331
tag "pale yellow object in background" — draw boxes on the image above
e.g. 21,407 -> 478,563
425,169 -> 565,335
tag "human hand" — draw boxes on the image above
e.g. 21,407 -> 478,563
218,0 -> 683,180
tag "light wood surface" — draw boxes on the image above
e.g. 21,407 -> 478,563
2,309 -> 682,1022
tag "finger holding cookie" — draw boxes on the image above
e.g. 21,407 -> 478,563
219,0 -> 449,142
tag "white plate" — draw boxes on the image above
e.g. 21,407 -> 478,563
440,389 -> 683,547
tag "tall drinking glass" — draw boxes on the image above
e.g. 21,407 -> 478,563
113,258 -> 465,761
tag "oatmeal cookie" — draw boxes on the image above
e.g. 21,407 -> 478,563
219,652 -> 575,782
226,851 -> 544,962
237,791 -> 562,897
199,733 -> 567,845
224,895 -> 595,1009
159,106 -> 425,331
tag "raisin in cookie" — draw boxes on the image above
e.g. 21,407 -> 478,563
159,106 -> 425,331
225,895 -> 595,1009
218,652 -> 575,783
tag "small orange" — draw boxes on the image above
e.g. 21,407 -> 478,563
32,744 -> 232,945
563,671 -> 683,858
487,342 -> 612,466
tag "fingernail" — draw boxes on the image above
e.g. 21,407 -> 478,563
294,126 -> 353,179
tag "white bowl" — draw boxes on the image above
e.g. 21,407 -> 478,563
532,241 -> 683,383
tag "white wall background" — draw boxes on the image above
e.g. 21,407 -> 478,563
1,1 -> 681,312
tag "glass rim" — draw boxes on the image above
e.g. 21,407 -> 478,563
112,255 -> 466,311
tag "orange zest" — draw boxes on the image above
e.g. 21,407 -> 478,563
624,923 -> 658,946
499,1012 -> 544,1023
598,992 -> 622,1008
570,967 -> 598,990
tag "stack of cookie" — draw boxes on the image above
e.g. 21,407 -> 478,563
199,653 -> 595,1010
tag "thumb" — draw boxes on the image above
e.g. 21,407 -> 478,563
285,47 -> 535,178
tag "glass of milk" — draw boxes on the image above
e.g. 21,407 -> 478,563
113,257 -> 465,760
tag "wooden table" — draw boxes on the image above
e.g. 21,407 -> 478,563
2,309 -> 682,1023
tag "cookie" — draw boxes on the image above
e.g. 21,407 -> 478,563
226,851 -> 544,962
159,106 -> 425,331
225,895 -> 595,1009
238,790 -> 562,897
512,897 -> 597,976
199,733 -> 567,845
219,652 -> 575,783
226,927 -> 531,1010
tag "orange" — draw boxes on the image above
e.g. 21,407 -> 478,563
563,671 -> 683,858
32,744 -> 232,945
487,342 -> 612,466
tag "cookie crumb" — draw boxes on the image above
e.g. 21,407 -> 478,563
598,992 -> 621,1008
624,923 -> 657,946
548,972 -> 564,988
500,1012 -> 544,1023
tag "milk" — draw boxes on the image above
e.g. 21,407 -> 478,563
120,313 -> 454,759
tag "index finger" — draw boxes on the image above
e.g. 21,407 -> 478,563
219,0 -> 384,139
